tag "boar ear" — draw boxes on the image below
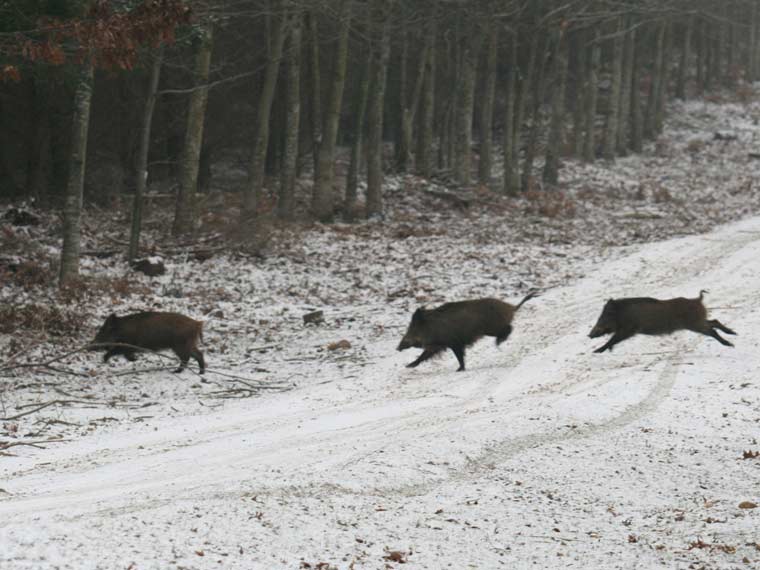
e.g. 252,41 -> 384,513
105,313 -> 117,324
412,308 -> 426,322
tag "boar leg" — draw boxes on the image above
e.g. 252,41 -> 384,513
703,327 -> 734,347
450,345 -> 466,371
172,347 -> 191,373
708,319 -> 736,335
594,330 -> 634,353
407,348 -> 441,368
192,348 -> 206,374
495,325 -> 513,345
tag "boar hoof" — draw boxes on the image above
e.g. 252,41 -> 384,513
173,367 -> 185,374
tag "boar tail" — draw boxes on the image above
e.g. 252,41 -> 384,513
515,289 -> 540,311
698,289 -> 709,301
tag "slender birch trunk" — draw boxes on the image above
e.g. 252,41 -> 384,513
645,22 -> 665,139
416,16 -> 436,179
345,47 -> 371,220
129,46 -> 163,262
312,0 -> 352,222
173,25 -> 213,235
478,20 -> 498,186
279,11 -> 302,221
242,7 -> 285,222
630,32 -> 644,153
59,62 -> 94,285
572,30 -> 587,158
603,18 -> 623,161
399,39 -> 428,174
676,17 -> 693,100
308,11 -> 322,176
454,27 -> 481,186
617,22 -> 635,155
521,32 -> 550,191
543,28 -> 568,186
503,30 -> 519,195
583,28 -> 600,163
365,0 -> 392,219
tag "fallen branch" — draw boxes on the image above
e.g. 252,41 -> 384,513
1,398 -> 142,421
0,438 -> 69,450
0,343 -> 92,375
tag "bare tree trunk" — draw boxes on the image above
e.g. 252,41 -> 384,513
583,28 -> 600,163
630,32 -> 644,154
365,0 -> 392,219
502,30 -> 519,195
603,18 -> 623,161
308,11 -> 322,176
543,28 -> 568,186
399,38 -> 428,174
345,47 -> 371,220
416,16 -> 436,179
617,22 -> 635,155
173,25 -> 213,235
454,27 -> 481,186
749,3 -> 758,83
396,28 -> 408,170
59,62 -> 94,285
279,10 -> 302,221
521,32 -> 550,191
654,23 -> 672,135
572,30 -> 588,158
696,18 -> 706,95
676,16 -> 693,99
645,22 -> 666,139
444,37 -> 460,171
478,20 -> 498,186
312,0 -> 352,222
242,8 -> 285,222
129,46 -> 163,262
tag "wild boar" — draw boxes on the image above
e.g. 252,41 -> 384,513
91,311 -> 205,374
397,290 -> 538,371
589,290 -> 736,353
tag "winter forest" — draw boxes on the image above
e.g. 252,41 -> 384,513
2,0 -> 760,569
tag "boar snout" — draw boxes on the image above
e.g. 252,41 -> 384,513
588,325 -> 607,338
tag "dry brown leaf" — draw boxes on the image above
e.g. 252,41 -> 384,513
383,550 -> 407,563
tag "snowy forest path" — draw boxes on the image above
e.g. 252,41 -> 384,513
2,216 -> 760,567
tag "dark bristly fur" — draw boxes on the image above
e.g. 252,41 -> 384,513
91,311 -> 205,374
397,290 -> 538,371
588,290 -> 736,353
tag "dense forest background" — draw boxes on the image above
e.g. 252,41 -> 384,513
1,0 -> 760,285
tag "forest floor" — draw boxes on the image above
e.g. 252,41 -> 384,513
1,92 -> 760,569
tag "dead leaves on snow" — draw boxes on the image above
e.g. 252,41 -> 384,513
382,549 -> 408,564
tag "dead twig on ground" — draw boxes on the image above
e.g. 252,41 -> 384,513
0,438 -> 69,451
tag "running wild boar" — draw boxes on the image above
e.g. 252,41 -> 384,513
588,290 -> 736,353
397,290 -> 538,371
91,311 -> 205,374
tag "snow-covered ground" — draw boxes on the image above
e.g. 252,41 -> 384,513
2,215 -> 759,569
3,93 -> 760,569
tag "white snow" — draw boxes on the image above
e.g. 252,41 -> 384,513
2,215 -> 759,569
3,92 -> 760,569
